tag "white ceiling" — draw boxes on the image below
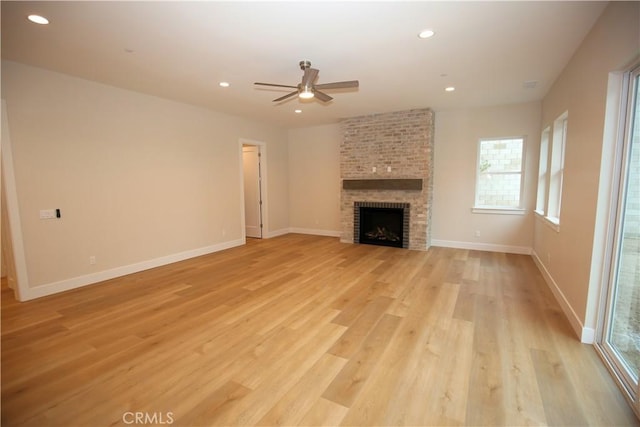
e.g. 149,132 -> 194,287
2,1 -> 607,129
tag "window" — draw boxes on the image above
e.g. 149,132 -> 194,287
474,137 -> 525,212
547,112 -> 568,224
536,127 -> 551,214
534,112 -> 568,230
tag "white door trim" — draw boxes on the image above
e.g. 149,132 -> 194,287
239,138 -> 267,239
1,99 -> 30,301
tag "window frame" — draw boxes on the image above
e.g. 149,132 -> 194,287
544,111 -> 568,231
473,136 -> 526,214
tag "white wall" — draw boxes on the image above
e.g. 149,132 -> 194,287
432,102 -> 542,253
534,1 -> 640,341
288,124 -> 341,236
2,61 -> 288,299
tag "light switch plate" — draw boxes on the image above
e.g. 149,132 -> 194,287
39,209 -> 56,219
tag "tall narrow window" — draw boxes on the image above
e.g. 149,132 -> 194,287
536,127 -> 551,214
474,137 -> 525,210
547,112 -> 568,224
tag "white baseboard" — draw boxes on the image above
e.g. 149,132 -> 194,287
263,228 -> 290,239
22,238 -> 246,301
581,327 -> 596,344
288,227 -> 341,238
430,239 -> 532,255
531,250 -> 593,343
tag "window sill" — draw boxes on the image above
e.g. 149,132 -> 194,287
534,211 -> 561,232
471,207 -> 526,215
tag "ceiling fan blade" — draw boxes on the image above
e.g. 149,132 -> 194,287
314,80 -> 359,90
301,68 -> 319,87
272,91 -> 299,102
254,82 -> 298,89
314,90 -> 333,102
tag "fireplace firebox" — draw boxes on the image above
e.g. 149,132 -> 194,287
354,202 -> 410,249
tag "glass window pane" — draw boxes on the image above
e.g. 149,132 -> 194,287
476,173 -> 522,207
548,114 -> 568,220
479,139 -> 523,173
608,73 -> 640,382
476,137 -> 525,209
536,129 -> 550,213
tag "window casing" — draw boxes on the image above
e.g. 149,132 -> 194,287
535,127 -> 551,215
474,137 -> 525,212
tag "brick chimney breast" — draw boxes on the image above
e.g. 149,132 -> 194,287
340,109 -> 434,250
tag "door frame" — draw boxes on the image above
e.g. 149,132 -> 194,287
239,139 -> 267,240
1,99 -> 29,301
595,63 -> 640,418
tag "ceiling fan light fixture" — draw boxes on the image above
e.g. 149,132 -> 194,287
298,88 -> 314,99
254,60 -> 358,104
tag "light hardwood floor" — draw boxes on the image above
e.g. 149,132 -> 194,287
2,234 -> 638,426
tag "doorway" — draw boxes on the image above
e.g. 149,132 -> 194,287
242,144 -> 263,239
1,99 -> 27,301
1,175 -> 18,292
598,64 -> 640,415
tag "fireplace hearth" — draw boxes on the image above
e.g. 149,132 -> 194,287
354,202 -> 410,249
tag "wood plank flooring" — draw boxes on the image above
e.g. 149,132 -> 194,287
2,234 -> 638,426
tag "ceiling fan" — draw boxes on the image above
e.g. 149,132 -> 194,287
254,60 -> 359,103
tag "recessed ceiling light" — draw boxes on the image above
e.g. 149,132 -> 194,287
219,82 -> 230,88
294,109 -> 302,114
418,29 -> 435,39
445,86 -> 456,92
28,14 -> 49,25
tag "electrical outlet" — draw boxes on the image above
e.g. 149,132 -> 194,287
475,230 -> 481,238
89,256 -> 96,265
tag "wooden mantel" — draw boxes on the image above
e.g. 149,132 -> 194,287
342,179 -> 423,191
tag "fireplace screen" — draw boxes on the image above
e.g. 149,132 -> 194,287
354,202 -> 410,249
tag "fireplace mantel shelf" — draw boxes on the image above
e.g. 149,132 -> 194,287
342,179 -> 423,191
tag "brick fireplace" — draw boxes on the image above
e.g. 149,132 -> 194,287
340,108 -> 434,250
